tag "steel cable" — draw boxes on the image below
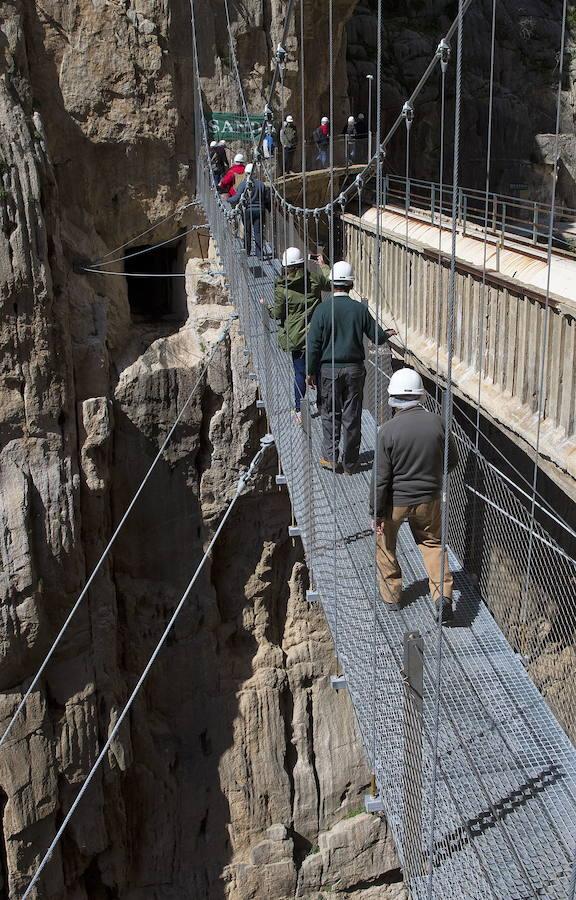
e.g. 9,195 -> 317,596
21,438 -> 272,900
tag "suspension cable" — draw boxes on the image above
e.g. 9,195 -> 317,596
370,0 -> 384,787
0,316 -> 237,753
86,223 -> 210,269
520,0 -> 569,647
260,0 -> 476,217
21,437 -> 272,900
93,201 -> 201,264
434,41 -> 449,405
426,0 -> 464,892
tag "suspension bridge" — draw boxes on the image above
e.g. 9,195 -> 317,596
10,0 -> 576,896
192,0 -> 576,896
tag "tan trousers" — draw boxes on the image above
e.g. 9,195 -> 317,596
376,498 -> 453,606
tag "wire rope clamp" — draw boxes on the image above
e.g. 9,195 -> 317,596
306,589 -> 319,603
330,674 -> 347,691
264,104 -> 273,123
436,38 -> 451,72
288,525 -> 302,538
313,208 -> 321,221
230,312 -> 239,321
275,474 -> 288,486
256,399 -> 266,410
260,434 -> 274,449
337,193 -> 347,211
355,174 -> 364,194
275,44 -> 287,67
402,102 -> 414,131
248,372 -> 258,381
243,348 -> 251,358
364,793 -> 385,814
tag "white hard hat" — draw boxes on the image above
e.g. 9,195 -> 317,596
388,368 -> 424,397
233,152 -> 246,164
330,260 -> 354,285
286,115 -> 294,123
281,247 -> 305,267
219,140 -> 227,146
210,140 -> 217,148
348,116 -> 355,123
321,116 -> 329,125
244,162 -> 254,175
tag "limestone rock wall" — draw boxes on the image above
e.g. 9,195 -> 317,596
0,1 -> 404,898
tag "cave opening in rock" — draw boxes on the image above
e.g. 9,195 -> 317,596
125,236 -> 186,321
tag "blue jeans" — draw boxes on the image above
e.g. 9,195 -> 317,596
317,147 -> 328,168
292,351 -> 306,411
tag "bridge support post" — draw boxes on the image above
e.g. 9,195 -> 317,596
402,630 -> 425,879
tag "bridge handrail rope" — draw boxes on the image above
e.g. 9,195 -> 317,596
0,316 -> 237,754
22,437 -> 273,899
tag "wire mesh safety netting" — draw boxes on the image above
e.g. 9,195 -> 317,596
198,159 -> 576,899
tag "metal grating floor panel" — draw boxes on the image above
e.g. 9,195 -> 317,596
200,170 -> 576,899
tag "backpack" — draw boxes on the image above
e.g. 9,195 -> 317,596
234,171 -> 245,191
283,124 -> 297,146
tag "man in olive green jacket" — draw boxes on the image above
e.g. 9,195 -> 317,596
273,247 -> 330,421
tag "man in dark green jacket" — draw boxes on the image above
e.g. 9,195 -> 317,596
273,247 -> 330,421
307,261 -> 396,473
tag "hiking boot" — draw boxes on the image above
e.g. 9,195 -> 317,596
436,599 -> 454,626
342,463 -> 359,475
319,457 -> 342,473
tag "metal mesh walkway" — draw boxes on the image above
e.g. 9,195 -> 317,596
199,165 -> 576,900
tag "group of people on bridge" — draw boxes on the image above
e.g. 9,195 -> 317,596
210,154 -> 458,624
272,248 -> 458,625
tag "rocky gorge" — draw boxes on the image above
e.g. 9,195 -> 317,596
0,0 -> 573,897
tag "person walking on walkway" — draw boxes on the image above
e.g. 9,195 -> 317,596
229,163 -> 270,259
272,247 -> 330,423
306,261 -> 395,473
313,116 -> 330,168
369,368 -> 459,624
218,152 -> 246,198
280,115 -> 298,174
345,115 -> 357,162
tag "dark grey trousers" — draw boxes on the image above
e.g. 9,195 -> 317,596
320,364 -> 365,468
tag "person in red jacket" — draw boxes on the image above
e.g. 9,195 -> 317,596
219,152 -> 246,198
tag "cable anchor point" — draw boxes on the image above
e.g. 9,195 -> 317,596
402,101 -> 414,131
436,38 -> 451,72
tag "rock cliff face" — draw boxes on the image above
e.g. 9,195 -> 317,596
0,1 -> 404,897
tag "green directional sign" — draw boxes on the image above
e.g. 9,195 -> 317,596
207,112 -> 264,142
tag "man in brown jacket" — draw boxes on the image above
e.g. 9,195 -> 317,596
369,368 -> 459,624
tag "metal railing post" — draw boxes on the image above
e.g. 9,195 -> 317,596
402,630 -> 425,880
492,193 -> 497,233
462,194 -> 467,235
431,183 -> 436,225
533,202 -> 539,245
